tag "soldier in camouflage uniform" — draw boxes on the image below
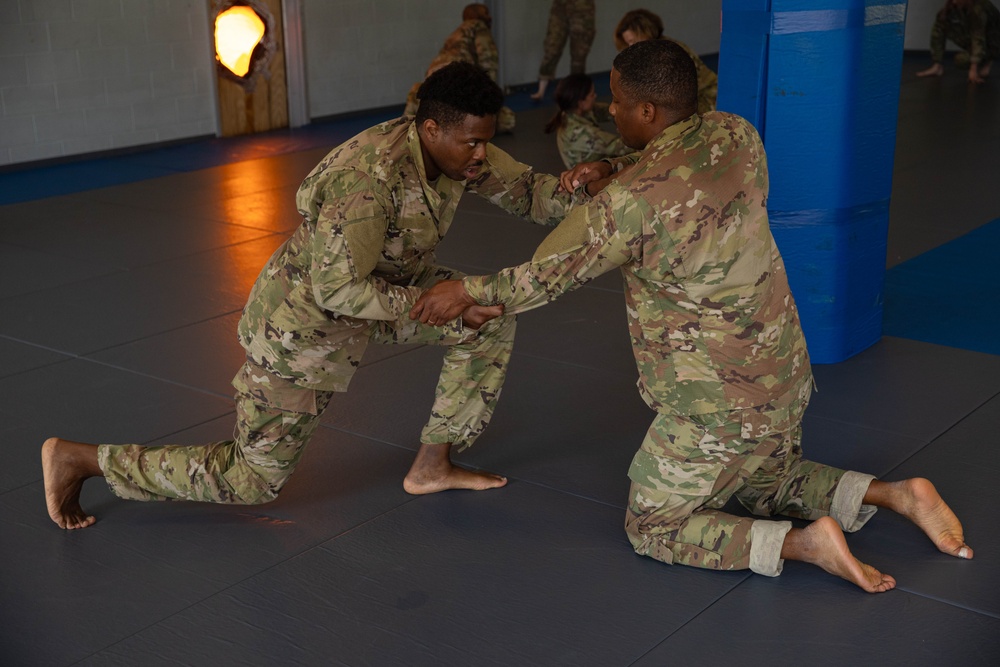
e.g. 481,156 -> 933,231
405,4 -> 515,133
412,41 -> 973,592
917,0 -> 999,83
544,73 -> 633,169
41,63 -> 576,529
530,0 -> 596,100
614,8 -> 718,114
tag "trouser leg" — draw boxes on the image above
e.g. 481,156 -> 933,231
736,440 -> 878,533
368,263 -> 517,451
624,411 -> 760,572
416,312 -> 515,450
99,372 -> 332,504
624,390 -> 866,577
567,11 -> 594,74
538,10 -> 569,79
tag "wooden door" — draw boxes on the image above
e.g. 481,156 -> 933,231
213,0 -> 288,137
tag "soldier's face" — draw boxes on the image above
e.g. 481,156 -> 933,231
609,69 -> 646,150
421,114 -> 496,181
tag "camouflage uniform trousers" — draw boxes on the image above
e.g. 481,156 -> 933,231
929,4 -> 1000,65
538,0 -> 596,79
98,264 -> 516,505
625,384 -> 877,576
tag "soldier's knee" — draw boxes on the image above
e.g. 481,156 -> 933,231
222,460 -> 284,505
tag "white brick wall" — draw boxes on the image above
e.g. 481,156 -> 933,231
0,0 -> 215,167
0,0 -> 939,167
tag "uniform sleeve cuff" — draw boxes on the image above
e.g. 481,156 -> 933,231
462,275 -> 494,306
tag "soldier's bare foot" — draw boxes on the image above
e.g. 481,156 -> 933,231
41,438 -> 102,529
917,63 -> 944,77
783,517 -> 896,593
980,62 -> 992,78
868,478 -> 972,559
403,442 -> 507,495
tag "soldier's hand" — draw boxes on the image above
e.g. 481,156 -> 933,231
410,279 -> 477,326
461,304 -> 504,330
559,161 -> 613,193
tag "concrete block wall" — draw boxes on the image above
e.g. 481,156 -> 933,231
302,0 -> 471,119
0,0 -> 216,167
0,0 -> 944,168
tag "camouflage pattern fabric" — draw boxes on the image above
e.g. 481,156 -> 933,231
929,0 -> 1000,64
403,18 -> 515,132
556,103 -> 632,168
538,0 -> 596,79
99,363 -> 334,504
463,111 -> 831,571
239,117 -> 572,395
465,112 -> 812,416
624,381 -> 851,571
98,116 -> 574,503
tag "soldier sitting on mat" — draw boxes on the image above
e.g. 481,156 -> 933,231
917,0 -> 999,84
410,40 -> 973,593
42,62 -> 579,530
544,73 -> 633,169
404,4 -> 516,133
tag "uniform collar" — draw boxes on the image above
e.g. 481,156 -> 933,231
406,120 -> 465,223
644,113 -> 701,154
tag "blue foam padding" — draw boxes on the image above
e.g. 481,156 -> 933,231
883,218 -> 1000,356
718,0 -> 907,363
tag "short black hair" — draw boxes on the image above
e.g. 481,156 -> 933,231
415,62 -> 503,128
613,39 -> 697,115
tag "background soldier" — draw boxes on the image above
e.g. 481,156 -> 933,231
530,0 -> 596,100
405,4 -> 516,132
411,41 -> 973,593
917,0 -> 999,83
543,73 -> 632,168
613,8 -> 718,114
42,63 -> 576,530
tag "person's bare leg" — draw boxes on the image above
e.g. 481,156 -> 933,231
41,438 -> 104,529
530,79 -> 549,101
863,478 -> 972,559
403,442 -> 507,494
781,516 -> 896,593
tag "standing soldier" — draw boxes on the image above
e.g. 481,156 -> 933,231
917,0 -> 999,84
42,63 -> 576,530
411,41 -> 973,593
530,0 -> 597,100
405,4 -> 516,132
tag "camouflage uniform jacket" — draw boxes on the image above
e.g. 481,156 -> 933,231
930,0 -> 1000,64
427,19 -> 499,81
465,112 -> 812,416
557,103 -> 632,169
238,117 -> 573,392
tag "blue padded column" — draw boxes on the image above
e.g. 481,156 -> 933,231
718,0 -> 908,363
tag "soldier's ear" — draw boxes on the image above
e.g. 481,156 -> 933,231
421,118 -> 442,143
639,101 -> 656,124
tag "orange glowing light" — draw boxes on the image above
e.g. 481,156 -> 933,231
215,6 -> 266,78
